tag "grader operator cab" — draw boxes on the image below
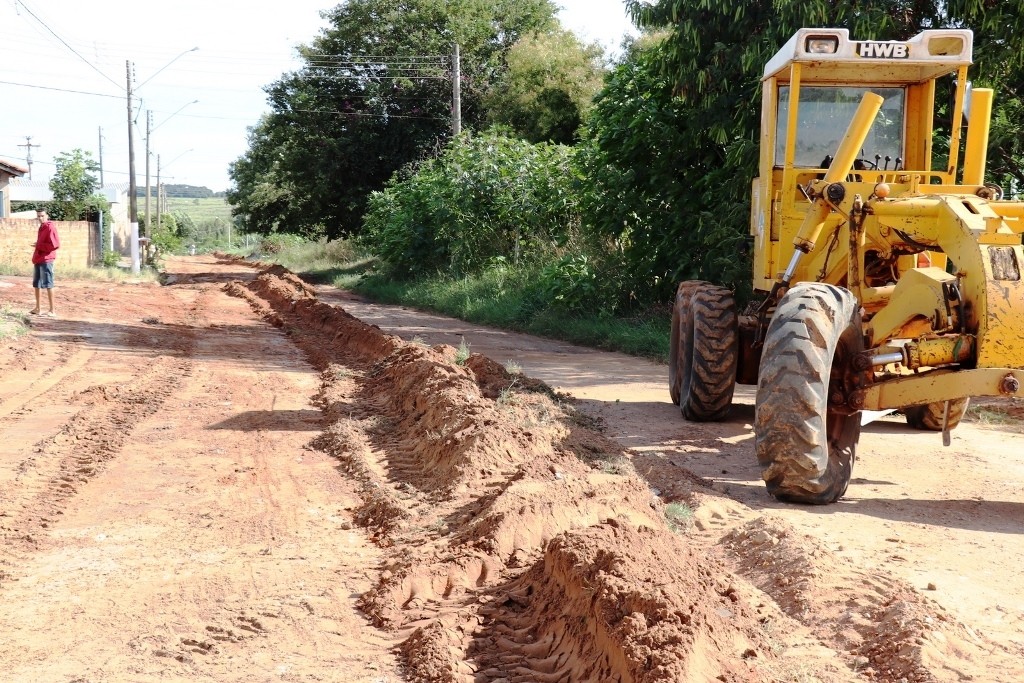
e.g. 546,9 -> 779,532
669,28 -> 1024,504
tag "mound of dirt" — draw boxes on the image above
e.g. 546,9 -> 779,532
470,520 -> 775,682
463,352 -> 553,399
228,266 -> 861,683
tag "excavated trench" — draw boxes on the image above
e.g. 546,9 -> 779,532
223,260 -> 1022,683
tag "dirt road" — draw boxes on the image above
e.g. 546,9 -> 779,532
1,254 -> 1022,682
0,260 -> 402,682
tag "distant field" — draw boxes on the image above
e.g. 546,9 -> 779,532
163,197 -> 234,223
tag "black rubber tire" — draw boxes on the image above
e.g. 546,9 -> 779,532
904,399 -> 970,431
679,285 -> 739,421
754,283 -> 863,504
669,281 -> 710,405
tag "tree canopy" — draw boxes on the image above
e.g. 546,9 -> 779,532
49,149 -> 102,221
228,0 -> 558,239
485,29 -> 606,144
564,0 -> 1024,302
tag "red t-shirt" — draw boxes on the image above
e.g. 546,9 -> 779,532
32,221 -> 60,265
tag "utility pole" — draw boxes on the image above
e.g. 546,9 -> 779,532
156,153 -> 161,234
126,60 -> 140,274
98,127 -> 105,186
18,136 -> 40,180
452,43 -> 461,136
145,110 -> 152,238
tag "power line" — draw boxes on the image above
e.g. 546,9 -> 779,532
0,78 -> 122,98
12,0 -> 124,91
289,107 -> 448,121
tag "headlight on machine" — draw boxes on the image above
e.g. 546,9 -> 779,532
806,36 -> 839,54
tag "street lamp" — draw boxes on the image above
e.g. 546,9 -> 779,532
127,47 -> 199,273
137,47 -> 199,92
153,99 -> 199,133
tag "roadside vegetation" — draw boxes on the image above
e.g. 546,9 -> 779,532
0,261 -> 160,284
225,0 -> 1024,361
964,399 -> 1024,431
0,303 -> 29,339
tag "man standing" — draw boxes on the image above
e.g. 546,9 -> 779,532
30,208 -> 59,317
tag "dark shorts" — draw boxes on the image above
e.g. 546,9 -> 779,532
33,262 -> 55,289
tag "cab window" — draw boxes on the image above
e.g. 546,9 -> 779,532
775,86 -> 905,168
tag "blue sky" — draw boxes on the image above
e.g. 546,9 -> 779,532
0,1 -> 636,192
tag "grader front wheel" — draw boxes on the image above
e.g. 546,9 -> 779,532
754,284 -> 862,504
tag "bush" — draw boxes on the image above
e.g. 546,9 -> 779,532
533,253 -> 623,315
362,129 -> 581,277
101,250 -> 121,267
259,233 -> 307,254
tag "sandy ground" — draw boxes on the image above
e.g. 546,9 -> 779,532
0,253 -> 1022,682
0,261 -> 401,682
318,278 -> 1024,662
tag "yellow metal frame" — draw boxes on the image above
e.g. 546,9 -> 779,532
751,29 -> 1024,412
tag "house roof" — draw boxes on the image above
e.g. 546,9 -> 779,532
0,158 -> 29,177
7,178 -> 130,203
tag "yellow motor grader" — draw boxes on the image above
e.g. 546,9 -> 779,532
669,28 -> 1024,503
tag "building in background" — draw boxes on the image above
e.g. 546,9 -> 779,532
0,159 -> 29,218
7,178 -> 131,253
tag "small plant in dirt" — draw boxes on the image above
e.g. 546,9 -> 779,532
758,618 -> 786,656
582,451 -> 630,475
331,366 -> 353,380
455,338 -> 471,365
411,335 -> 430,348
522,399 -> 555,428
497,386 -> 520,408
504,359 -> 523,375
0,304 -> 29,339
364,415 -> 393,434
664,502 -> 693,533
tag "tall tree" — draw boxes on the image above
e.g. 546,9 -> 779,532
485,29 -> 606,144
49,149 -> 101,221
580,0 -> 1024,303
228,0 -> 557,238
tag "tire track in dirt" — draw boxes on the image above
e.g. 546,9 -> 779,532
0,352 -> 194,583
224,265 -> 862,683
716,516 -> 1024,682
0,281 -> 204,584
0,270 -> 405,681
219,257 -> 1024,683
0,342 -> 87,415
0,356 -> 193,551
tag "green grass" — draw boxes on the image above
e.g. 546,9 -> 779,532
164,197 -> 233,223
266,239 -> 671,363
965,402 -> 1024,430
266,240 -> 377,290
0,304 -> 29,339
664,502 -> 693,533
0,261 -> 161,283
355,270 -> 671,362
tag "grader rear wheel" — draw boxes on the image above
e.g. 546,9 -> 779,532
904,399 -> 970,431
669,280 -> 710,405
678,285 -> 738,421
754,283 -> 863,504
